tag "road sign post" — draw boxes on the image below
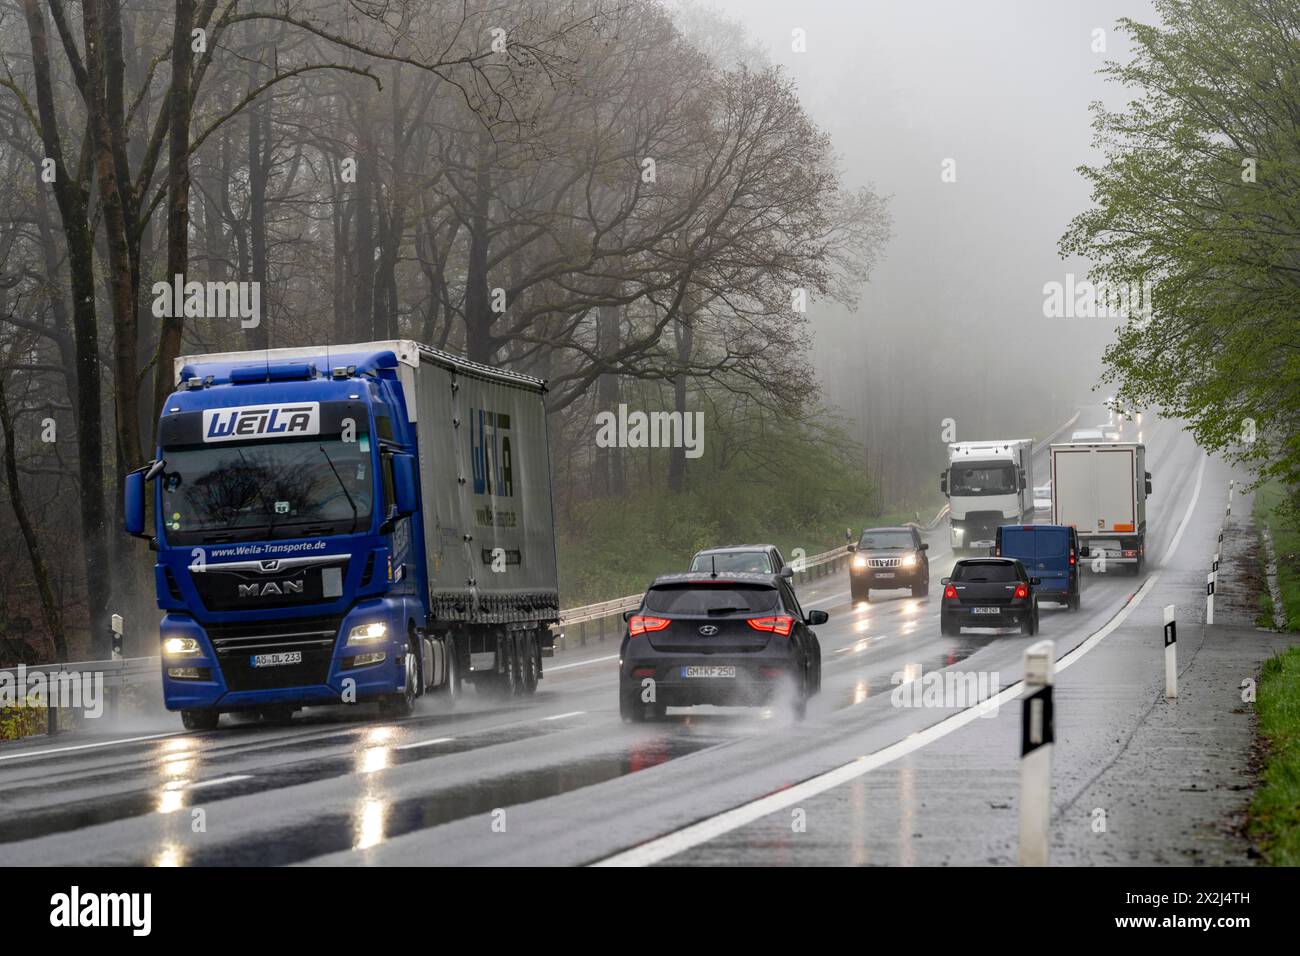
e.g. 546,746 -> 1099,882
1163,604 -> 1177,699
1019,640 -> 1055,867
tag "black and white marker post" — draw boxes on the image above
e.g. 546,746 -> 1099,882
1163,604 -> 1177,699
1206,569 -> 1216,626
1018,640 -> 1055,867
110,613 -> 124,721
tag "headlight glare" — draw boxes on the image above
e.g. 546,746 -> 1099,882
347,622 -> 388,645
163,636 -> 200,657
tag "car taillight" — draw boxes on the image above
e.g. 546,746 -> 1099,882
944,585 -> 957,600
629,615 -> 670,636
747,615 -> 795,636
1014,584 -> 1028,599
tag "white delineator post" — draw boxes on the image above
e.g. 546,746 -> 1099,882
1018,640 -> 1055,867
1163,604 -> 1177,699
1206,570 -> 1216,625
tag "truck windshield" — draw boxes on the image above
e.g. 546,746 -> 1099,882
159,436 -> 374,544
949,463 -> 1017,496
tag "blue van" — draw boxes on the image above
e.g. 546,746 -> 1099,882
995,524 -> 1081,611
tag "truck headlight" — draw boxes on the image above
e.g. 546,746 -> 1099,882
902,554 -> 917,568
852,555 -> 867,570
163,636 -> 201,657
347,622 -> 388,645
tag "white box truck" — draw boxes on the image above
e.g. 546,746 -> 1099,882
1050,442 -> 1152,574
940,439 -> 1034,553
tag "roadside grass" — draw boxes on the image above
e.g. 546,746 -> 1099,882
1251,648 -> 1300,865
1249,479 -> 1300,864
1253,480 -> 1300,629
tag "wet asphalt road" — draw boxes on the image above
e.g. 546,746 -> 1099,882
0,410 -> 1220,866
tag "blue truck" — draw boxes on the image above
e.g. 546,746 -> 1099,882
124,340 -> 561,729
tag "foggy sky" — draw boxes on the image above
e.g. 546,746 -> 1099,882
690,0 -> 1159,443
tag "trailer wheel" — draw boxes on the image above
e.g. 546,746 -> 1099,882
521,631 -> 539,695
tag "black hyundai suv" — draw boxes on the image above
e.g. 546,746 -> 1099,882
619,571 -> 824,721
849,525 -> 930,602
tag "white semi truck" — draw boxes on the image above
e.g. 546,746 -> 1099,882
1049,441 -> 1152,574
940,439 -> 1034,553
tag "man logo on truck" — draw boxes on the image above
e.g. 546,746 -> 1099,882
471,408 -> 513,497
202,403 -> 318,443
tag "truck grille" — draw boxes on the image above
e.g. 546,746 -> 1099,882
206,616 -> 341,692
867,557 -> 902,568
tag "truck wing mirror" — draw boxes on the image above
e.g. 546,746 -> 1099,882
939,472 -> 948,495
847,543 -> 856,553
124,469 -> 148,537
1144,471 -> 1152,496
919,542 -> 929,551
392,453 -> 418,516
1019,468 -> 1027,491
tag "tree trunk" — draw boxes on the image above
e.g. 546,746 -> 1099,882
20,0 -> 113,656
0,373 -> 66,661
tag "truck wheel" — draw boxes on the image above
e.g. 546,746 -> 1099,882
431,636 -> 461,701
379,642 -> 419,718
1069,589 -> 1080,612
911,576 -> 927,598
521,632 -> 539,695
259,705 -> 295,726
501,634 -> 519,697
181,709 -> 219,731
854,587 -> 870,605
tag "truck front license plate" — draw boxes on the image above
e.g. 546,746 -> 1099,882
251,651 -> 302,668
875,572 -> 895,579
682,665 -> 735,678
971,607 -> 1001,615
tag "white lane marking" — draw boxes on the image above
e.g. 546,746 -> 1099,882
0,731 -> 186,763
394,736 -> 454,751
594,448 -> 1208,867
546,654 -> 618,673
594,573 -> 1164,867
542,711 -> 585,721
807,589 -> 849,609
166,774 -> 252,792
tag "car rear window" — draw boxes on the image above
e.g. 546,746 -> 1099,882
953,562 -> 1020,582
690,552 -> 770,573
645,584 -> 780,615
1002,528 -> 1068,559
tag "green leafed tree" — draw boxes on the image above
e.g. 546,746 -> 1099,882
1061,0 -> 1300,518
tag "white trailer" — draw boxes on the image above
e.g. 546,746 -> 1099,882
940,439 -> 1034,553
1050,442 -> 1151,573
